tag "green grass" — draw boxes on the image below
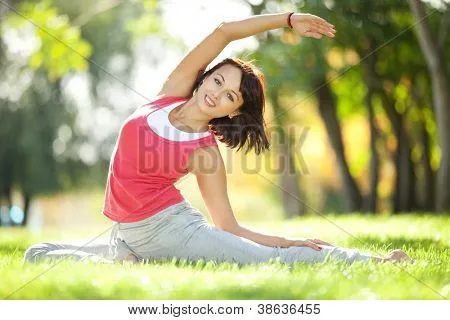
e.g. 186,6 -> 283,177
1,214 -> 449,299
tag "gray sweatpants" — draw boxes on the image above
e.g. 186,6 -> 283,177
24,200 -> 373,265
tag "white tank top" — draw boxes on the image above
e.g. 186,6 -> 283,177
147,100 -> 211,142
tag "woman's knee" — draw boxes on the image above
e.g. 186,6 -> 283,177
277,246 -> 327,264
325,246 -> 372,264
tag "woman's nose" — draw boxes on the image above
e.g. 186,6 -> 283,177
211,91 -> 220,101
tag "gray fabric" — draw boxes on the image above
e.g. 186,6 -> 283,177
24,200 -> 373,265
24,241 -> 115,263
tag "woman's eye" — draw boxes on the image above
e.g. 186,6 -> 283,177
215,78 -> 221,86
227,93 -> 234,102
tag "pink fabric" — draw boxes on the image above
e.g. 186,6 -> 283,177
103,96 -> 217,223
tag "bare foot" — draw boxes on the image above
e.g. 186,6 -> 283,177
382,249 -> 412,263
124,253 -> 139,264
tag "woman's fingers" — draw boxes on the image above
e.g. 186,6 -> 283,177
301,13 -> 335,29
293,239 -> 335,251
303,25 -> 335,39
317,28 -> 335,38
293,13 -> 336,39
312,15 -> 335,29
300,240 -> 322,251
308,239 -> 334,247
292,240 -> 322,250
309,15 -> 335,30
311,22 -> 336,37
311,239 -> 334,247
303,31 -> 322,39
306,241 -> 322,251
318,25 -> 336,36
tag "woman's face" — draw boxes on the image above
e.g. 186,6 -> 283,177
195,64 -> 244,118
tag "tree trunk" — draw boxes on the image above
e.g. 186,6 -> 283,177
419,123 -> 435,211
270,92 -> 305,218
0,185 -> 13,226
361,48 -> 412,214
366,90 -> 379,213
21,193 -> 32,227
409,0 -> 450,211
377,89 -> 416,213
316,82 -> 363,212
393,129 -> 416,213
6,186 -> 12,216
361,51 -> 379,214
278,135 -> 305,218
410,85 -> 436,211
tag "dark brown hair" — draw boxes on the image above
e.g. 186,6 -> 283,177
192,58 -> 270,155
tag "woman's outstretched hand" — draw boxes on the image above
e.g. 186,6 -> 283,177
290,13 -> 336,39
287,238 -> 335,251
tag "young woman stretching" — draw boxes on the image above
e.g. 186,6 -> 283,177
25,12 -> 411,265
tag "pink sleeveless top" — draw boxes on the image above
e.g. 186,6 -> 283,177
102,96 -> 217,223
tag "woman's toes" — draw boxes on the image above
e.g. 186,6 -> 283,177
383,249 -> 412,263
124,254 -> 139,264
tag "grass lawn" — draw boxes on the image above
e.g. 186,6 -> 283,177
1,214 -> 449,299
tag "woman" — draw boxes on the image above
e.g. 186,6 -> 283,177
25,12 -> 411,265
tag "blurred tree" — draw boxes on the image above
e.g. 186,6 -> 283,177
14,76 -> 65,225
0,0 -> 91,225
315,0 -> 422,213
0,2 -> 13,226
294,0 -> 448,213
244,0 -> 447,215
249,0 -> 363,213
248,3 -> 305,217
339,0 -> 447,213
408,0 -> 450,211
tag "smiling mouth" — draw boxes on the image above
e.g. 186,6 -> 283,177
205,95 -> 215,107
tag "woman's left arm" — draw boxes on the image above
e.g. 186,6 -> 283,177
187,145 -> 334,250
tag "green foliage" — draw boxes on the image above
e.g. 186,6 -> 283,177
247,0 -> 449,213
126,0 -> 162,38
3,0 -> 92,81
332,68 -> 367,120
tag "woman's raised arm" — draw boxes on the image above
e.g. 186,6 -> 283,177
158,23 -> 229,98
158,12 -> 335,98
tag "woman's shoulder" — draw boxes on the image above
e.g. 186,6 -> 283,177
186,143 -> 222,174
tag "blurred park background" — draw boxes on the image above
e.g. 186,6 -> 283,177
1,0 -> 450,232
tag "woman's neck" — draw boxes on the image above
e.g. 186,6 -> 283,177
169,98 -> 211,133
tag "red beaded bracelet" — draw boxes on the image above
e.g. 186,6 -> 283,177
287,12 -> 294,29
